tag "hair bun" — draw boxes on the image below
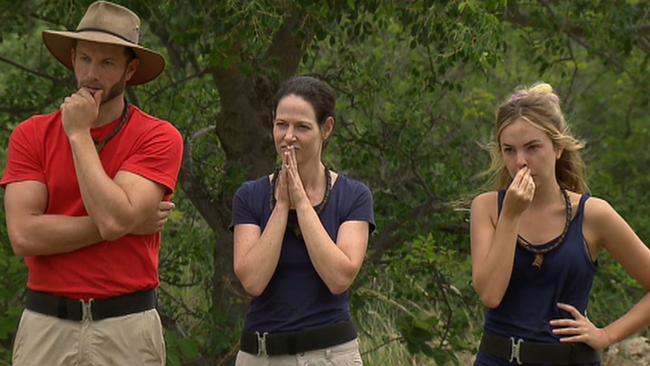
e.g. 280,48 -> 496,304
510,82 -> 559,104
527,82 -> 554,96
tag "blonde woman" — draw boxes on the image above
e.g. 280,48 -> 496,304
471,83 -> 650,365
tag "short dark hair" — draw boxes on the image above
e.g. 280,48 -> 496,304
273,76 -> 336,127
125,47 -> 137,63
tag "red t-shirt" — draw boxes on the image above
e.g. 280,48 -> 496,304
0,106 -> 183,299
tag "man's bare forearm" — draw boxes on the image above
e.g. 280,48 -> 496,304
8,214 -> 103,256
68,133 -> 147,240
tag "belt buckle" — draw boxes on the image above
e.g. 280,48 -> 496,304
255,331 -> 269,357
80,299 -> 94,321
509,337 -> 523,365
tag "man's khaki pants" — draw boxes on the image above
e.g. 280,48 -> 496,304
235,339 -> 363,366
12,308 -> 165,366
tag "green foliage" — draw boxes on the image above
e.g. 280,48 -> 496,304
165,330 -> 201,366
354,234 -> 477,365
0,191 -> 26,362
2,1 -> 650,365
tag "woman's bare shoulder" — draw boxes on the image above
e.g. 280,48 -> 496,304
472,191 -> 498,210
583,195 -> 614,215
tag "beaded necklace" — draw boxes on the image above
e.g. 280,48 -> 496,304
270,164 -> 332,239
516,188 -> 572,269
94,99 -> 130,152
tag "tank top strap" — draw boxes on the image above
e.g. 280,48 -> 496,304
574,193 -> 591,224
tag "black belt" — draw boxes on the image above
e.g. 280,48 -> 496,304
25,288 -> 157,321
240,320 -> 357,356
479,331 -> 600,365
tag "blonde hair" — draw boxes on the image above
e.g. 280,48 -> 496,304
481,82 -> 588,193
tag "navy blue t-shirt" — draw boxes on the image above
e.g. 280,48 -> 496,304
231,173 -> 375,333
475,191 -> 599,366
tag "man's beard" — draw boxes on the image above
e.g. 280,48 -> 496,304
78,70 -> 128,105
101,72 -> 127,104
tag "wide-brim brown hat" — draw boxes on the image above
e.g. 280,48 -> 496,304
42,1 -> 165,86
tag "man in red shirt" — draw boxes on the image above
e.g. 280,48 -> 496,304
1,1 -> 183,365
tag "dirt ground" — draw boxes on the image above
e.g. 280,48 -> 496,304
602,336 -> 650,365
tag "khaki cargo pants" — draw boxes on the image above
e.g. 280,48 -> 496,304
12,308 -> 165,366
235,339 -> 363,366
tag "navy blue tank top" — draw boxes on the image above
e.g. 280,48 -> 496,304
231,174 -> 375,333
475,191 -> 599,366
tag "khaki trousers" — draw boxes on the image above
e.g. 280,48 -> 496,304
12,308 -> 165,366
235,339 -> 363,366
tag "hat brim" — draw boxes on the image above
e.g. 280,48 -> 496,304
42,30 -> 165,86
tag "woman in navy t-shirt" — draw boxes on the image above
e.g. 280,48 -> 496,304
470,82 -> 650,365
231,76 -> 375,365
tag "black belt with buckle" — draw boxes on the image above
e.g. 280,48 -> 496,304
240,320 -> 357,356
25,288 -> 157,321
479,331 -> 600,365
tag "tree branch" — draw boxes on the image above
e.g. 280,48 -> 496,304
506,1 -> 626,72
192,125 -> 216,141
147,70 -> 210,100
368,198 -> 448,263
360,336 -> 405,356
143,5 -> 187,72
263,6 -> 311,81
0,87 -> 70,121
157,285 -> 204,322
0,55 -> 63,83
179,133 -> 221,232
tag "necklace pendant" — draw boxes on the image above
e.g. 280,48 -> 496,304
532,254 -> 544,269
291,224 -> 302,238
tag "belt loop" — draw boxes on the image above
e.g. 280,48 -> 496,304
509,337 -> 523,365
81,299 -> 93,321
255,331 -> 269,357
